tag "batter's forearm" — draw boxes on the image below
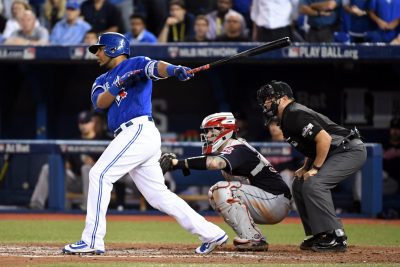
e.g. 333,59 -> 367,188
96,91 -> 115,109
156,61 -> 170,78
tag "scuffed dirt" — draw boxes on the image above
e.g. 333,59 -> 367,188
1,243 -> 399,266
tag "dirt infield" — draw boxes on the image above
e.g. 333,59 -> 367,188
1,243 -> 399,266
1,214 -> 400,266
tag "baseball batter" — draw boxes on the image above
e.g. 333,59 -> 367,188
63,32 -> 227,255
160,112 -> 291,251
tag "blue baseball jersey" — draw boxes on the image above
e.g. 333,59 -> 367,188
301,0 -> 341,27
91,56 -> 153,132
368,0 -> 400,41
348,0 -> 375,34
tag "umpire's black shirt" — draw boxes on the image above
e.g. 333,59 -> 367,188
280,102 -> 351,159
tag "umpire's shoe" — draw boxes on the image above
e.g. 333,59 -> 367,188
311,229 -> 348,252
63,240 -> 105,255
233,237 -> 268,251
195,233 -> 228,254
300,233 -> 324,250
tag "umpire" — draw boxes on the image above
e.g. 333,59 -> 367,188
257,81 -> 367,252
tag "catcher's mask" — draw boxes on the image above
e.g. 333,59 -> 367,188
200,112 -> 238,155
89,32 -> 130,58
256,80 -> 293,125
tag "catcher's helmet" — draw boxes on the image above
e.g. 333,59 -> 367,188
200,112 -> 238,155
257,80 -> 293,125
89,32 -> 130,58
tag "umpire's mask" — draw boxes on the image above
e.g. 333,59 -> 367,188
256,80 -> 293,125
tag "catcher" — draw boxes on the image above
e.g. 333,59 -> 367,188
159,112 -> 291,251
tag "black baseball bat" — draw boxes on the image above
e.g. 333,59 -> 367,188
121,37 -> 291,80
188,37 -> 291,74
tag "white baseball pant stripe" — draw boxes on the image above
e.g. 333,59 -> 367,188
81,116 -> 225,251
90,124 -> 143,248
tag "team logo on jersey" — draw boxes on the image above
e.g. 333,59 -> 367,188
115,90 -> 128,105
222,146 -> 234,154
302,123 -> 314,137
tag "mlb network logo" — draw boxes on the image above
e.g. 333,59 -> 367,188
287,47 -> 301,58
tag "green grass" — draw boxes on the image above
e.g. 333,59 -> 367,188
1,219 -> 399,267
0,220 -> 399,247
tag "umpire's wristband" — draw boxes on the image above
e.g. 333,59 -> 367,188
312,164 -> 321,171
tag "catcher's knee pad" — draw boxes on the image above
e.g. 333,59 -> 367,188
208,181 -> 264,241
208,181 -> 241,210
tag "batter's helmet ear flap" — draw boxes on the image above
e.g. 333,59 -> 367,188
88,32 -> 130,58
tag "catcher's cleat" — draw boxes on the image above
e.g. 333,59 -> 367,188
300,233 -> 324,250
62,240 -> 105,255
233,237 -> 269,251
311,231 -> 348,252
195,233 -> 228,254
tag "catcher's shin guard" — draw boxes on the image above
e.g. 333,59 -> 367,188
209,181 -> 265,241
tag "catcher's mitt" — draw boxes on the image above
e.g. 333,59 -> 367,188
159,153 -> 177,175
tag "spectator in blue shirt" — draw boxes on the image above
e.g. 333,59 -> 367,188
367,0 -> 400,43
343,0 -> 375,43
124,14 -> 157,44
299,0 -> 341,42
50,0 -> 91,45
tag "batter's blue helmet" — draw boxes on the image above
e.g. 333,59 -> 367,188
89,32 -> 130,58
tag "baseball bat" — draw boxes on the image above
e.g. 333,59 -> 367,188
122,37 -> 290,79
188,37 -> 291,74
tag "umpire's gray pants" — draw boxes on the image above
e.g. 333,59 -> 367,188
292,139 -> 367,236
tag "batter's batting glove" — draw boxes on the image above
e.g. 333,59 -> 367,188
109,70 -> 143,96
159,153 -> 177,175
167,64 -> 194,81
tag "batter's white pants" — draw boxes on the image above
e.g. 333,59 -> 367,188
80,116 -> 225,251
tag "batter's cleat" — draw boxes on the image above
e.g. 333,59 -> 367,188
195,234 -> 228,254
311,231 -> 348,252
62,240 -> 105,255
300,233 -> 324,250
233,237 -> 269,251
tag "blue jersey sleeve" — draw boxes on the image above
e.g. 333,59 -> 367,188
130,56 -> 167,81
125,56 -> 155,80
91,75 -> 106,110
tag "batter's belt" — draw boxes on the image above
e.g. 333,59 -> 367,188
114,116 -> 153,137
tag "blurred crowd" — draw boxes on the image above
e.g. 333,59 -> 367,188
0,0 -> 400,45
